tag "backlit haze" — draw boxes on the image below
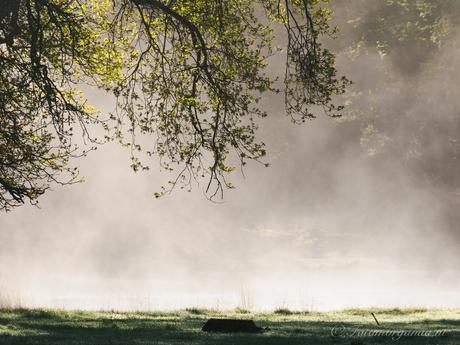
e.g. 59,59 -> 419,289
1,1 -> 460,312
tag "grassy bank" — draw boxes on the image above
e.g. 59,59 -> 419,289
0,307 -> 459,344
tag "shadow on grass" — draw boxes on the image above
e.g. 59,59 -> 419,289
0,308 -> 459,345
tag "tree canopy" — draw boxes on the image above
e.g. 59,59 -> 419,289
332,0 -> 460,196
0,0 -> 350,211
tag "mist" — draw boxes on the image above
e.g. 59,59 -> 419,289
1,0 -> 460,312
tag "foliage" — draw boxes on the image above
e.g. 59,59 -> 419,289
334,0 -> 460,194
0,0 -> 102,211
0,0 -> 350,210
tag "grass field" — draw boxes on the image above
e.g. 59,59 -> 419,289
0,307 -> 459,344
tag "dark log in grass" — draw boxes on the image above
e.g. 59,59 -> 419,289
201,318 -> 268,333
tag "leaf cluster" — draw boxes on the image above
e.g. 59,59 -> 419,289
95,0 -> 350,199
0,0 -> 104,210
0,0 -> 350,209
336,0 -> 460,194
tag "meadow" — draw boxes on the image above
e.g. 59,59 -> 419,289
0,307 -> 459,345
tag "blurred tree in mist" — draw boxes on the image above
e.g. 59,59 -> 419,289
0,0 -> 351,211
332,0 -> 460,202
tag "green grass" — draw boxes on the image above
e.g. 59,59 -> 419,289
0,307 -> 459,344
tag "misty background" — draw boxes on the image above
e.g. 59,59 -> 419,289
1,0 -> 459,311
